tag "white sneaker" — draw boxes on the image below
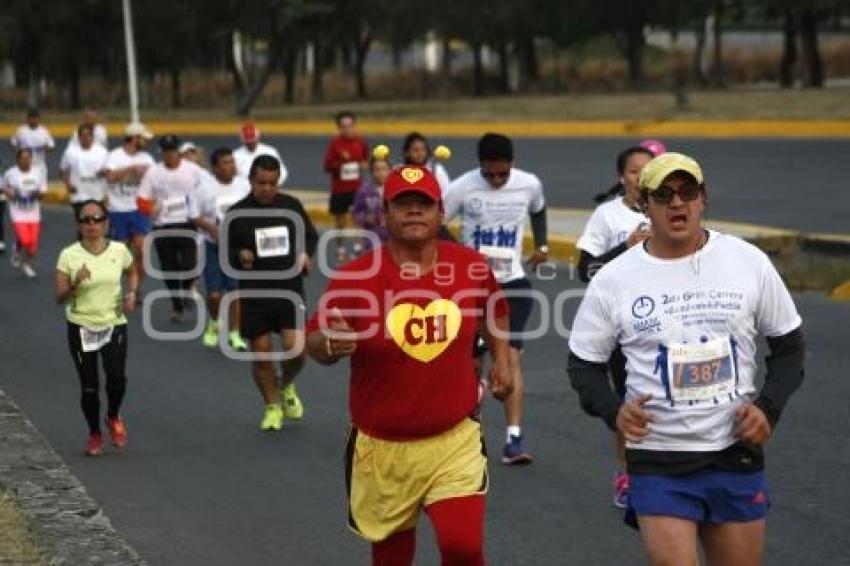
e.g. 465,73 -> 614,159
22,263 -> 36,278
0,241 -> 6,253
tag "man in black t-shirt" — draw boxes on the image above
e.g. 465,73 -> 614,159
225,155 -> 318,431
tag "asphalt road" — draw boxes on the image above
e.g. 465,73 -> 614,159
3,135 -> 849,234
0,206 -> 848,565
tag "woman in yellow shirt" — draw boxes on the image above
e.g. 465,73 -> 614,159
55,199 -> 138,456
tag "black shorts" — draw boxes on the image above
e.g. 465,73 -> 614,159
329,192 -> 356,215
473,277 -> 533,355
240,295 -> 305,340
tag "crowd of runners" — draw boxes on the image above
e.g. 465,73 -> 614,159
1,107 -> 805,565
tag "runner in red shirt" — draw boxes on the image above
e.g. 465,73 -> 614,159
322,111 -> 369,262
306,165 -> 512,566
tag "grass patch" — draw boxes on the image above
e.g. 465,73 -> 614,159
2,87 -> 849,123
0,491 -> 44,565
772,252 -> 850,293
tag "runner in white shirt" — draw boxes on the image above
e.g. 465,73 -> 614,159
568,153 -> 805,566
2,149 -> 48,277
576,144 -> 655,508
66,109 -> 109,150
60,124 -> 109,216
233,123 -> 287,186
10,109 -> 55,181
444,132 -> 549,465
188,147 -> 250,351
104,122 -> 156,292
137,134 -> 203,322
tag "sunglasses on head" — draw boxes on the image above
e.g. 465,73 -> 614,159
78,215 -> 107,225
648,183 -> 702,204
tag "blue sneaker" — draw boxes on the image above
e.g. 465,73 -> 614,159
502,434 -> 533,465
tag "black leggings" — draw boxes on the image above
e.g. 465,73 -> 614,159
67,323 -> 128,434
153,224 -> 197,313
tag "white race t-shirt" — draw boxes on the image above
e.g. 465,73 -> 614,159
137,160 -> 203,226
444,167 -> 545,283
104,148 -> 156,212
2,166 -> 47,222
428,161 -> 451,194
577,197 -> 648,256
10,125 -> 55,176
188,175 -> 251,243
60,144 -> 109,203
233,143 -> 287,186
568,231 -> 802,453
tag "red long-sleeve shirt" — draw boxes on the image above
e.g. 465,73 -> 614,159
323,135 -> 369,194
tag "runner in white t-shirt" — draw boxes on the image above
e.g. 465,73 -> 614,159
2,149 -> 48,277
444,133 -> 549,465
188,147 -> 250,351
104,122 -> 156,293
10,109 -> 55,181
576,144 -> 655,508
568,153 -> 805,566
60,124 -> 109,216
137,134 -> 203,322
233,123 -> 287,186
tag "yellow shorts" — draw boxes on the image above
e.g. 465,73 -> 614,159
345,417 -> 488,542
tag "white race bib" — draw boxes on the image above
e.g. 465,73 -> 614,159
162,196 -> 188,222
340,161 -> 361,182
479,246 -> 516,281
255,226 -> 290,258
666,337 -> 737,403
80,326 -> 114,352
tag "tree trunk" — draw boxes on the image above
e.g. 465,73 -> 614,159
711,0 -> 724,86
391,42 -> 402,70
354,33 -> 372,100
693,18 -> 708,86
236,41 -> 282,116
623,25 -> 645,88
227,32 -> 245,97
799,8 -> 824,88
68,67 -> 81,110
170,66 -> 181,108
779,5 -> 798,88
439,33 -> 452,96
472,42 -> 484,97
517,33 -> 538,92
496,41 -> 510,94
282,46 -> 297,105
312,38 -> 324,103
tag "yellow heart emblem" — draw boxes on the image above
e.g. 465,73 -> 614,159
386,300 -> 462,363
401,167 -> 424,184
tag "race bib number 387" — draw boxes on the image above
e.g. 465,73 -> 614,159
255,225 -> 290,258
667,337 -> 737,403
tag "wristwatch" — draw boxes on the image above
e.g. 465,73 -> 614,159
537,244 -> 550,254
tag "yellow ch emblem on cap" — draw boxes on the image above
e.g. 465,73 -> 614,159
401,167 -> 424,184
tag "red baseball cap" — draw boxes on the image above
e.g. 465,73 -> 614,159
240,123 -> 259,143
384,166 -> 442,202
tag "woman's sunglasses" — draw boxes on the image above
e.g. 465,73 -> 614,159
78,215 -> 107,225
648,183 -> 703,204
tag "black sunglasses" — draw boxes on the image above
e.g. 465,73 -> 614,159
481,169 -> 510,180
78,215 -> 107,225
648,183 -> 703,204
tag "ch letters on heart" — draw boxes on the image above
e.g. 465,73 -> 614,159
386,299 -> 461,362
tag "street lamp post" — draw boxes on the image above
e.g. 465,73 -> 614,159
122,0 -> 140,123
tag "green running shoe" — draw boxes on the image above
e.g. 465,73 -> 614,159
281,383 -> 304,420
260,404 -> 283,431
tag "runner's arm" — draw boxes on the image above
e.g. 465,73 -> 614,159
529,206 -> 548,249
754,326 -> 805,429
567,351 -> 622,431
577,245 -> 627,283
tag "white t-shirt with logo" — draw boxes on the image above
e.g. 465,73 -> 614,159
188,175 -> 251,243
233,143 -> 288,186
10,125 -> 55,176
577,197 -> 648,256
444,167 -> 545,283
137,160 -> 203,226
104,147 -> 155,213
568,231 -> 802,453
2,166 -> 48,222
60,144 -> 109,203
